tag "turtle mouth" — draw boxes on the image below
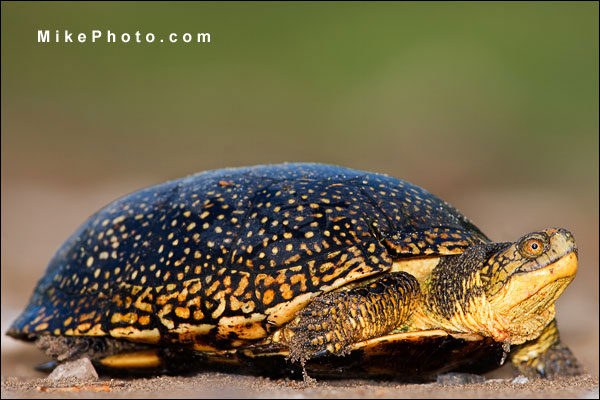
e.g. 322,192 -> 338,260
516,247 -> 577,274
488,229 -> 578,323
516,229 -> 577,274
489,249 -> 577,319
516,250 -> 578,281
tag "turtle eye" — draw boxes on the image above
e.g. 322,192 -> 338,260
518,236 -> 546,258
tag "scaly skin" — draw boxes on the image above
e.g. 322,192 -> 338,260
409,243 -> 513,343
282,272 -> 420,363
411,229 -> 577,347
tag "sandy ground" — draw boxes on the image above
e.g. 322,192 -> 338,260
1,373 -> 598,399
1,178 -> 598,398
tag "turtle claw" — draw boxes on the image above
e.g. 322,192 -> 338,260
513,342 -> 583,379
35,360 -> 59,373
510,321 -> 583,379
312,349 -> 330,358
284,292 -> 352,363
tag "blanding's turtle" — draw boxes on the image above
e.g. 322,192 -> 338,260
7,163 -> 581,380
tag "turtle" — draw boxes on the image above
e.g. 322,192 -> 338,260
7,163 -> 582,380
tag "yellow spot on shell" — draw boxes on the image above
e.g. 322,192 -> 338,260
86,256 -> 94,267
211,297 -> 226,319
263,289 -> 275,305
175,307 -> 190,319
193,310 -> 204,320
34,323 -> 49,331
75,322 -> 92,333
109,327 -> 160,343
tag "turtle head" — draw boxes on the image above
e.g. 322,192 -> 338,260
482,228 -> 577,344
414,228 -> 577,345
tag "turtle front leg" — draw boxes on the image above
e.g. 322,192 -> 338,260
510,319 -> 583,378
283,272 -> 420,363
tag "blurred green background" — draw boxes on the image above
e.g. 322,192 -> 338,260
1,1 -> 598,377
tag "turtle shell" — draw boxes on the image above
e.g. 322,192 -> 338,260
8,163 -> 488,349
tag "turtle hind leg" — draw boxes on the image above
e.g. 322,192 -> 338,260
510,319 -> 583,379
34,335 -> 169,376
36,335 -> 108,362
283,271 -> 420,363
35,335 -> 154,362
